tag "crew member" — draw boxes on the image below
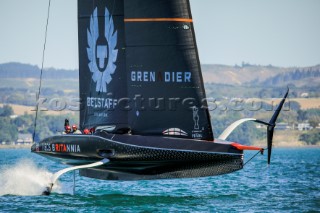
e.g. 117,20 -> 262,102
90,127 -> 95,134
63,125 -> 71,134
83,129 -> 90,135
64,118 -> 69,129
72,124 -> 82,134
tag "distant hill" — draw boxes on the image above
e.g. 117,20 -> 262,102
0,62 -> 78,79
0,62 -> 319,94
256,67 -> 320,87
1,62 -> 319,85
201,63 -> 320,86
0,63 -> 79,102
0,61 -> 319,129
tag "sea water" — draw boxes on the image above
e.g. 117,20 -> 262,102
0,148 -> 319,212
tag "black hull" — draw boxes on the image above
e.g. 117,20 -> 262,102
31,132 -> 243,180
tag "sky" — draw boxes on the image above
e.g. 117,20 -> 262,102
0,0 -> 319,70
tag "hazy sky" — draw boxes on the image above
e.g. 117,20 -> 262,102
0,0 -> 319,70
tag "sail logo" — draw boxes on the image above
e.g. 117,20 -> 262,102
192,107 -> 203,139
163,128 -> 188,137
87,7 -> 118,93
193,107 -> 200,130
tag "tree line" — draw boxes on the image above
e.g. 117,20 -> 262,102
0,105 -> 78,143
0,104 -> 318,145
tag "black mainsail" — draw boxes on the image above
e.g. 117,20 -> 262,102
79,0 -> 213,141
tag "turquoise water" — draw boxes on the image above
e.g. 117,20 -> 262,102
0,148 -> 319,212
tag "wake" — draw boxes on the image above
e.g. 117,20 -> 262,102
0,159 -> 60,196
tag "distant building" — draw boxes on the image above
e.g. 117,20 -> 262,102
297,123 -> 313,131
300,93 -> 309,98
256,124 -> 264,129
10,115 -> 18,119
16,133 -> 33,145
275,123 -> 291,130
257,123 -> 292,130
1,141 -> 13,145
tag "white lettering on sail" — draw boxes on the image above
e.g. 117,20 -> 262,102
130,71 -> 192,83
176,72 -> 182,82
184,72 -> 191,82
87,97 -> 118,109
150,72 -> 156,82
165,72 -> 170,82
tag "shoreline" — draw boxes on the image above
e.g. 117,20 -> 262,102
0,145 -> 32,149
272,145 -> 320,148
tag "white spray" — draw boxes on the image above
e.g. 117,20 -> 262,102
0,159 -> 60,196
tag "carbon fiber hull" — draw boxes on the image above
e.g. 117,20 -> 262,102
31,132 -> 243,180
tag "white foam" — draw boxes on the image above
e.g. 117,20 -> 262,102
0,159 -> 60,196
